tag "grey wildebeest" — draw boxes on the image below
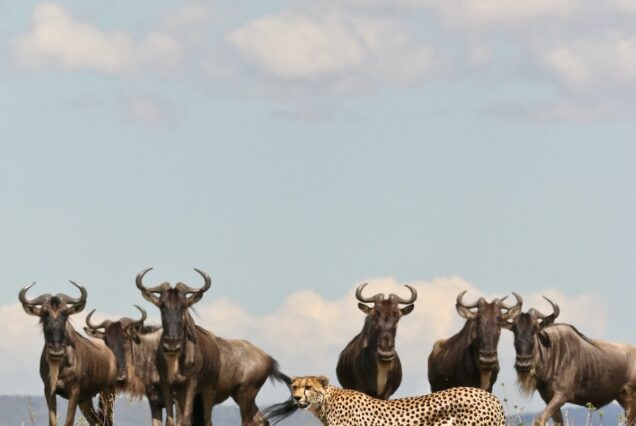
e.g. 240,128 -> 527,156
427,291 -> 522,392
508,297 -> 636,426
136,268 -> 290,426
19,281 -> 117,426
336,283 -> 417,399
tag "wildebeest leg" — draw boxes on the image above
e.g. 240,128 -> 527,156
149,400 -> 163,426
178,380 -> 199,426
44,388 -> 58,426
233,385 -> 261,426
535,393 -> 567,426
162,382 -> 175,426
201,389 -> 215,426
78,399 -> 100,426
551,408 -> 565,425
64,389 -> 80,426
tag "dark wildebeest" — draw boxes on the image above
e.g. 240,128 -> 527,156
136,267 -> 291,426
84,305 -> 168,426
336,283 -> 417,399
427,291 -> 522,392
508,297 -> 636,426
19,281 -> 117,426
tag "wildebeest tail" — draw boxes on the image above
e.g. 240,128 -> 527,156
263,359 -> 296,424
263,397 -> 297,425
268,360 -> 291,386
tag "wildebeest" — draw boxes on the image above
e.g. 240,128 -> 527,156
84,305 -> 168,426
336,282 -> 417,399
136,267 -> 291,426
19,281 -> 117,426
427,291 -> 522,392
508,297 -> 636,426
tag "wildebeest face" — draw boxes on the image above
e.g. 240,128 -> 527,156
84,305 -> 148,383
506,297 -> 559,372
456,291 -> 522,370
19,281 -> 87,360
356,283 -> 417,362
41,299 -> 70,358
135,268 -> 212,355
158,289 -> 189,353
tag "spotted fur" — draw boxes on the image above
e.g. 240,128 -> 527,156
280,375 -> 506,426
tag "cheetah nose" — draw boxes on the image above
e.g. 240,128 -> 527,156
293,396 -> 301,402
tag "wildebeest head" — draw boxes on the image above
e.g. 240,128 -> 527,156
455,290 -> 522,369
505,296 -> 559,373
135,267 -> 211,354
19,281 -> 87,360
355,283 -> 417,362
84,305 -> 148,383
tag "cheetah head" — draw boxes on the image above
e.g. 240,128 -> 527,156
290,375 -> 329,409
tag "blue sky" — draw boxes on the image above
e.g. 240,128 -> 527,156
1,0 -> 636,413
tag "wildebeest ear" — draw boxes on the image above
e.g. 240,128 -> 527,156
21,304 -> 42,317
358,303 -> 372,314
83,327 -> 105,339
400,304 -> 415,316
317,375 -> 329,387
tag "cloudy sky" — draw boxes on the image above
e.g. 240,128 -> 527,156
1,0 -> 636,414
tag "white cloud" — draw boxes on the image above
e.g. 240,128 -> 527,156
226,12 -> 440,90
11,3 -> 182,75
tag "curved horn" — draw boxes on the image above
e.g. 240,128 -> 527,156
19,283 -> 50,306
389,285 -> 417,304
136,267 -> 166,293
500,292 -> 523,319
132,304 -> 147,326
176,269 -> 213,294
18,283 -> 49,316
499,292 -> 523,310
59,281 -> 87,305
85,309 -> 108,330
456,290 -> 482,310
136,267 -> 162,306
355,283 -> 384,304
534,296 -> 560,328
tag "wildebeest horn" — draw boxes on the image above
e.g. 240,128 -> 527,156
499,292 -> 523,319
533,296 -> 560,327
132,304 -> 147,326
355,283 -> 384,304
456,290 -> 483,309
136,267 -> 163,306
85,309 -> 109,330
18,283 -> 49,316
19,283 -> 50,306
388,285 -> 417,304
58,281 -> 87,306
177,269 -> 212,294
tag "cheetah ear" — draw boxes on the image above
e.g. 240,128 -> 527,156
317,375 -> 329,387
290,376 -> 298,383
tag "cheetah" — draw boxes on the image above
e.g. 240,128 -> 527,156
267,375 -> 505,426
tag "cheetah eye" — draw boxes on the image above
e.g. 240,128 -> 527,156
306,386 -> 312,390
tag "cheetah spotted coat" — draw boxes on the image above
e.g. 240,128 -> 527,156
295,376 -> 505,426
